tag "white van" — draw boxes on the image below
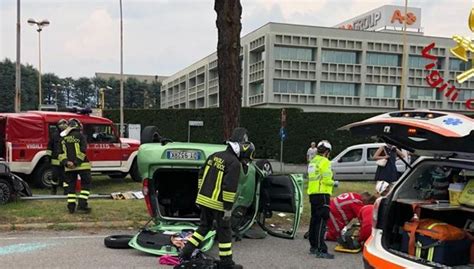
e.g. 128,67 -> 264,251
331,143 -> 408,180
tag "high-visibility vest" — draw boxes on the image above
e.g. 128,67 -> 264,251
307,155 -> 334,195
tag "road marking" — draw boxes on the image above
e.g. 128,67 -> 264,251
0,243 -> 53,255
0,235 -> 108,241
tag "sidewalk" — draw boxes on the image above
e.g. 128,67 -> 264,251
0,220 -> 147,232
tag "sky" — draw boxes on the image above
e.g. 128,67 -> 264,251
1,0 -> 474,78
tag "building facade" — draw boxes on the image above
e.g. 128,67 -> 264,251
161,18 -> 473,112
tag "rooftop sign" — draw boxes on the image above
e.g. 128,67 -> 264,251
334,5 -> 422,32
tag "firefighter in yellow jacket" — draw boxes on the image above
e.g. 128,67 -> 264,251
47,119 -> 69,195
58,118 -> 92,214
307,140 -> 338,259
179,128 -> 254,269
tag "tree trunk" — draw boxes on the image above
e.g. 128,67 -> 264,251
214,0 -> 242,140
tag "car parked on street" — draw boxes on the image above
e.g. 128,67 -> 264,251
0,109 -> 141,188
331,143 -> 408,180
341,110 -> 474,268
128,127 -> 304,256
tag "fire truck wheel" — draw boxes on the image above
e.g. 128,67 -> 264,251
33,162 -> 53,188
130,160 -> 141,182
141,126 -> 162,144
0,178 -> 12,205
104,235 -> 133,249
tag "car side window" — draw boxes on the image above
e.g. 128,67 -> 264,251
83,124 -> 118,143
340,149 -> 363,163
368,148 -> 379,161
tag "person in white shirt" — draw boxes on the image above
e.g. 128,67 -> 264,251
307,142 -> 317,163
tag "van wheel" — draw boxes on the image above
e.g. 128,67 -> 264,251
141,126 -> 161,144
33,162 -> 53,188
0,178 -> 12,205
104,235 -> 133,249
130,160 -> 141,182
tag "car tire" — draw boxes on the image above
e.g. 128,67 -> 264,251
130,160 -> 141,182
0,178 -> 12,205
33,161 -> 53,188
255,159 -> 273,175
104,235 -> 133,249
141,126 -> 161,144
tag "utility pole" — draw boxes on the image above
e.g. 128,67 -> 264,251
15,0 -> 21,112
119,0 -> 124,137
399,0 -> 408,110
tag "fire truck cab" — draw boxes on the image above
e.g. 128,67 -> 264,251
0,110 -> 141,188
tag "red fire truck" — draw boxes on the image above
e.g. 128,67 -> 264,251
0,110 -> 141,188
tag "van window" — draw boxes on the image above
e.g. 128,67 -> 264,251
84,124 -> 118,143
368,148 -> 378,161
340,149 -> 363,162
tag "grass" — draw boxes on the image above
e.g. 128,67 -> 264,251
0,175 -> 375,228
0,175 -> 149,226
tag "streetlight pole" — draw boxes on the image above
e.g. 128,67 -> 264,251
119,0 -> 124,137
399,0 -> 408,110
27,18 -> 50,110
15,0 -> 21,112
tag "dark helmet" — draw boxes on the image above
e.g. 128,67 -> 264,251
68,118 -> 82,130
239,141 -> 255,160
229,127 -> 249,143
57,119 -> 68,130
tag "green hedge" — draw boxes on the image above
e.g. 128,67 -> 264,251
104,108 -> 377,164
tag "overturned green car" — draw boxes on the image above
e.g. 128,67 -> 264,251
128,128 -> 304,256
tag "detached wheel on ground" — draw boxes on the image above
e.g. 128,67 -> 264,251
104,235 -> 134,249
0,178 -> 12,205
141,126 -> 161,144
33,161 -> 53,188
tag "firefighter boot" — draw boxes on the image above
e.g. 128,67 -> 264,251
77,199 -> 92,214
67,202 -> 76,214
217,257 -> 243,269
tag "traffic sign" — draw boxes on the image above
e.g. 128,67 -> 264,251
279,127 -> 287,141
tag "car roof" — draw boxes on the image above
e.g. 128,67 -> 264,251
0,111 -> 113,125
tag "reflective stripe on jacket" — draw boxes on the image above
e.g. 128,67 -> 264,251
58,129 -> 91,171
307,155 -> 334,195
196,146 -> 241,212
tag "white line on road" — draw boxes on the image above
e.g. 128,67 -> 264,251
0,235 -> 109,240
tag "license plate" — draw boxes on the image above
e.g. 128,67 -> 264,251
166,150 -> 201,160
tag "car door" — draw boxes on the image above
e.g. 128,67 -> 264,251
332,148 -> 365,180
84,124 -> 122,168
257,174 -> 304,239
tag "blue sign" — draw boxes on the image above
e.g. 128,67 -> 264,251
279,127 -> 287,141
443,118 -> 463,126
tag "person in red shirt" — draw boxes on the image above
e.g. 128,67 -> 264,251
357,204 -> 374,243
304,192 -> 373,240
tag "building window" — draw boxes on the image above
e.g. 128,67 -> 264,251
366,53 -> 401,67
409,56 -> 443,69
449,58 -> 471,71
321,49 -> 358,64
250,82 -> 264,96
409,87 -> 440,100
273,79 -> 314,94
459,89 -> 474,101
365,84 -> 400,98
274,46 -> 313,61
250,50 -> 265,64
320,82 -> 358,96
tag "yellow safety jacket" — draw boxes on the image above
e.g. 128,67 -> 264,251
307,155 -> 334,195
58,129 -> 91,171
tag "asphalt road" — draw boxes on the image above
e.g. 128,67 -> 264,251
0,229 -> 363,269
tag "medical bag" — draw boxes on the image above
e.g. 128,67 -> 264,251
458,179 -> 474,207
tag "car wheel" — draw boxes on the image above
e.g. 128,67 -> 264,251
130,160 -> 141,182
255,159 -> 273,175
0,178 -> 12,205
141,126 -> 161,144
33,162 -> 53,188
104,235 -> 133,249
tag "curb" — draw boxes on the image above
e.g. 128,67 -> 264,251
0,220 -> 148,232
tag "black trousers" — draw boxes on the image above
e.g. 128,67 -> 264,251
51,164 -> 67,189
65,170 -> 92,208
181,206 -> 233,263
308,194 -> 330,253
